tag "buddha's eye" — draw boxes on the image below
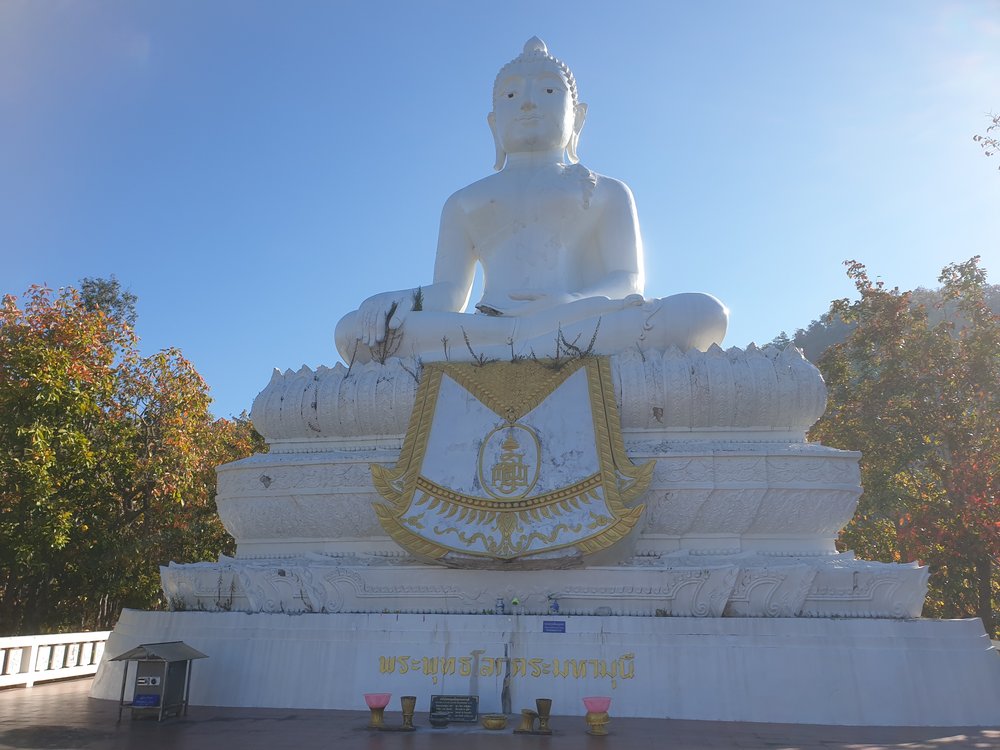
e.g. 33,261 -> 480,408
506,92 -> 515,98
546,88 -> 554,94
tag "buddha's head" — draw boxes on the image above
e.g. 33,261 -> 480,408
489,37 -> 587,170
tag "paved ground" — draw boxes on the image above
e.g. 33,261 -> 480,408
0,679 -> 997,750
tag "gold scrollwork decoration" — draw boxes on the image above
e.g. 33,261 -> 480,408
370,357 -> 652,565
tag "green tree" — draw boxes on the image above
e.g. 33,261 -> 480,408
811,258 -> 999,635
972,111 -> 1000,170
0,284 -> 261,634
779,284 -> 999,365
79,274 -> 138,328
767,331 -> 792,349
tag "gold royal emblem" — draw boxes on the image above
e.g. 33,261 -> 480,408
480,424 -> 540,499
371,358 -> 651,565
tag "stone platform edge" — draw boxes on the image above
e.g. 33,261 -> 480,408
91,610 -> 1000,727
159,556 -> 929,619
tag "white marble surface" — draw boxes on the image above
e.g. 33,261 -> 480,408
159,551 -> 928,620
92,609 -> 1000,726
215,439 -> 862,560
334,38 -> 727,366
422,369 -> 598,495
250,345 -> 826,443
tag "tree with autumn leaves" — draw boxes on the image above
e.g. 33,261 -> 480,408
2,267 -> 996,636
812,257 -> 999,636
0,284 -> 262,635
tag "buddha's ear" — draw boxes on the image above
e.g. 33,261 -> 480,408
567,102 -> 588,164
487,112 -> 506,171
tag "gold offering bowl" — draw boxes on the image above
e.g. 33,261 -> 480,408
481,713 -> 508,730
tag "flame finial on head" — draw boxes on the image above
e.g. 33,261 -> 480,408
493,36 -> 578,105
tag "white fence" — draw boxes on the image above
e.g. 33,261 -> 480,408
0,631 -> 111,688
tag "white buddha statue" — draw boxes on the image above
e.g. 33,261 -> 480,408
335,37 -> 728,365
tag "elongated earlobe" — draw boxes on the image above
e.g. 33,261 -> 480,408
488,112 -> 506,171
567,133 -> 580,164
567,102 -> 587,164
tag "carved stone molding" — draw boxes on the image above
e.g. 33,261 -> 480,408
160,552 -> 927,619
723,564 -> 817,617
249,345 -> 827,443
802,560 -> 930,619
216,443 -> 861,560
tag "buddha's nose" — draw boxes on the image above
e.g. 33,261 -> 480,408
521,98 -> 536,111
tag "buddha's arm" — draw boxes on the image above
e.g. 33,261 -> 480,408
426,192 -> 477,312
349,194 -> 475,347
582,178 -> 644,299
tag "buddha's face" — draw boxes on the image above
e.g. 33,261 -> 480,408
491,61 -> 579,156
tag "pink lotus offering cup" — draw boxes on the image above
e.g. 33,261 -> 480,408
364,693 -> 391,709
583,696 -> 611,736
364,693 -> 391,729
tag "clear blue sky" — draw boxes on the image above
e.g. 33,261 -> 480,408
3,1 -> 999,419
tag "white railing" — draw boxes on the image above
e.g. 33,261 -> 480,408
0,631 -> 111,688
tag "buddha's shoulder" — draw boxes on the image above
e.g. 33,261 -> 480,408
577,165 -> 633,191
448,174 -> 497,203
445,165 -> 634,210
564,165 -> 637,209
446,172 -> 503,203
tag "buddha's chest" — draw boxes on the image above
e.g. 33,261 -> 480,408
463,175 -> 597,252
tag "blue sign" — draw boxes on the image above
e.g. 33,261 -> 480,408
133,694 -> 160,707
542,620 -> 566,633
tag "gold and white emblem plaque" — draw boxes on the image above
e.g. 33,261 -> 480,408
371,358 -> 651,565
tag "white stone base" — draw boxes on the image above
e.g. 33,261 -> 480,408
216,441 -> 864,561
91,609 -> 1000,726
159,553 -> 929,619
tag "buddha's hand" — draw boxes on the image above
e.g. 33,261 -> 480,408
506,289 -> 580,315
357,290 -> 414,346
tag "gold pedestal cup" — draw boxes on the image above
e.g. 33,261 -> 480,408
400,695 -> 417,731
536,698 -> 553,734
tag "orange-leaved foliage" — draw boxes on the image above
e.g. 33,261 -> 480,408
0,285 -> 264,634
811,258 -> 999,635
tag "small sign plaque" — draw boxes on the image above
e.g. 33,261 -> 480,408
132,694 -> 160,708
542,620 -> 566,633
429,694 -> 479,722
